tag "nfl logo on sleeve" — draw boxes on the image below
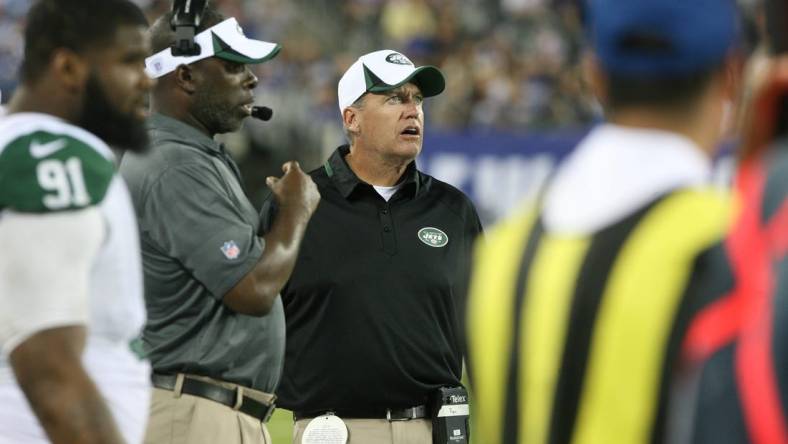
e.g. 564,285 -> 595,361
220,240 -> 241,260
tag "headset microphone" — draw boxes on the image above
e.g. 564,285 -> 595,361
251,106 -> 273,121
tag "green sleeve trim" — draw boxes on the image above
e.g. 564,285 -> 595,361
129,337 -> 148,360
0,131 -> 115,213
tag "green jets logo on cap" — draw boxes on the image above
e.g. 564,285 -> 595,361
418,227 -> 449,248
386,52 -> 413,66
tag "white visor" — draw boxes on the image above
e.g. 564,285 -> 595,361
145,17 -> 280,79
337,49 -> 445,111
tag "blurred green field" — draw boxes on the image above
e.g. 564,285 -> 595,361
268,408 -> 293,443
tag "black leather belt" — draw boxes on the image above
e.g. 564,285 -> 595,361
294,405 -> 428,421
151,373 -> 276,422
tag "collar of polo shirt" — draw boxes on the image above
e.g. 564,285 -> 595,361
145,17 -> 281,79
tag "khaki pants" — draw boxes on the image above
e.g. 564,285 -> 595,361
144,375 -> 274,444
293,418 -> 432,444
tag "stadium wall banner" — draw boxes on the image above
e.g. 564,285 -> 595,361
417,128 -> 736,227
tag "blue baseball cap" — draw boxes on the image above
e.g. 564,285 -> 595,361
588,0 -> 739,76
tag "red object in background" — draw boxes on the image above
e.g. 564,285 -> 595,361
682,57 -> 788,444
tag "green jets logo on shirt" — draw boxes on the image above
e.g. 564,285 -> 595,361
418,227 -> 448,248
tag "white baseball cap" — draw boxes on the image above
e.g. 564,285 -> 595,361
337,49 -> 445,111
145,17 -> 280,79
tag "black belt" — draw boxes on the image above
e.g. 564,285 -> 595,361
294,405 -> 428,421
151,373 -> 276,422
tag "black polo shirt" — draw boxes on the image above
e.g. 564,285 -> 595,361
267,145 -> 483,414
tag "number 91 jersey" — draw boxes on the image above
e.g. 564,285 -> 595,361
0,113 -> 149,443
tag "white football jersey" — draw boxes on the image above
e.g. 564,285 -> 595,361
0,113 -> 150,443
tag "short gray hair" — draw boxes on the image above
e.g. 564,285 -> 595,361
342,95 -> 366,143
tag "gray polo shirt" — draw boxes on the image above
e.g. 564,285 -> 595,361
120,113 -> 284,393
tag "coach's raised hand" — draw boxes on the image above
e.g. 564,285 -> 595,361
266,160 -> 321,220
222,161 -> 320,316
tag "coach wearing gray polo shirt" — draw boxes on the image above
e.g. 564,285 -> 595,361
120,7 -> 319,444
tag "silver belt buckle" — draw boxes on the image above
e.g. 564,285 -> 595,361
386,407 -> 416,421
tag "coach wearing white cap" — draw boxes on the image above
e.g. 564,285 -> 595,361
120,5 -> 320,444
267,49 -> 483,443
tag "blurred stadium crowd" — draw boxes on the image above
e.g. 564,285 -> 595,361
0,0 -> 761,204
0,0 -> 597,194
0,0 -> 596,133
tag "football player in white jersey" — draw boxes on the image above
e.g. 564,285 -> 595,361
0,0 -> 154,443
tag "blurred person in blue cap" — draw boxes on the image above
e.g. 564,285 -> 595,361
466,0 -> 741,442
120,4 -> 320,444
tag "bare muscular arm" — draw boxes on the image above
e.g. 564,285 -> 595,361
10,326 -> 125,444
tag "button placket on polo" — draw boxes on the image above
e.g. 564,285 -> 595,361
379,202 -> 397,255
